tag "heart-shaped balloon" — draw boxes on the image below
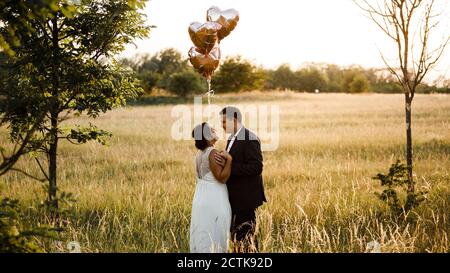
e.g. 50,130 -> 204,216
206,6 -> 239,41
188,21 -> 222,54
188,45 -> 221,79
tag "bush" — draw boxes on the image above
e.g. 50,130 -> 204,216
372,160 -> 427,218
0,198 -> 58,253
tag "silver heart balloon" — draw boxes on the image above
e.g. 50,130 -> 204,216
188,45 -> 221,79
206,6 -> 239,41
188,21 -> 222,53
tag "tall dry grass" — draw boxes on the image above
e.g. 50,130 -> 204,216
1,92 -> 449,252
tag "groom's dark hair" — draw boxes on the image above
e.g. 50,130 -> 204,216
220,106 -> 242,122
192,122 -> 213,151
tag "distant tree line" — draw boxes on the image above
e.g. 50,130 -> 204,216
120,48 -> 450,97
120,48 -> 206,98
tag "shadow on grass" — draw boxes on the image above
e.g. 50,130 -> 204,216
127,96 -> 190,106
126,91 -> 300,106
126,95 -> 250,106
277,139 -> 450,161
414,139 -> 450,156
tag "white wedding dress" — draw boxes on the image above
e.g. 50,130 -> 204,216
190,146 -> 232,253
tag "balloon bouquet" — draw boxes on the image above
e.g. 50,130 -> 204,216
188,6 -> 239,104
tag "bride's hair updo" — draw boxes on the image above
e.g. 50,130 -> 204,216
192,122 -> 213,150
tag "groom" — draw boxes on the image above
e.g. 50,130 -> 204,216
214,106 -> 267,253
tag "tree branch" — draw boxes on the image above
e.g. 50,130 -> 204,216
34,157 -> 50,182
9,167 -> 46,182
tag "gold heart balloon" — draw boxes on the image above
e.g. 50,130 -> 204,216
206,6 -> 239,41
188,21 -> 222,54
188,45 -> 221,79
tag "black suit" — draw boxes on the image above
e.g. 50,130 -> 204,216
226,127 -> 266,252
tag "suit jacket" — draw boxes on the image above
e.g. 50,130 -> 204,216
226,127 -> 267,212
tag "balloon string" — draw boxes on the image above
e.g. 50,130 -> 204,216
205,77 -> 214,105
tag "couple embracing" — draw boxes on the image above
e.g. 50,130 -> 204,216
189,106 -> 267,253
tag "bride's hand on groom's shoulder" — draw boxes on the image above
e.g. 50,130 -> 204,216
214,151 -> 232,167
221,151 -> 232,161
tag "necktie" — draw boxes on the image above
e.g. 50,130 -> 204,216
227,135 -> 236,152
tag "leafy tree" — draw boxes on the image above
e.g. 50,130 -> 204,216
323,64 -> 344,92
121,48 -> 209,95
141,48 -> 189,90
268,64 -> 297,91
166,70 -> 205,97
252,67 -> 269,91
349,74 -> 369,93
118,56 -> 141,71
212,56 -> 264,92
0,1 -> 73,177
0,0 -> 151,212
156,48 -> 188,75
138,71 -> 161,93
372,81 -> 403,93
341,67 -> 363,92
295,67 -> 328,92
0,0 -> 75,57
370,73 -> 403,93
432,76 -> 450,94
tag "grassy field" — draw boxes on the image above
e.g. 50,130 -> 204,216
1,92 -> 449,253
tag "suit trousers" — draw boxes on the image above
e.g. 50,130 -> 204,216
230,208 -> 258,253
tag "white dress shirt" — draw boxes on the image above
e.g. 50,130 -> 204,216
226,125 -> 244,152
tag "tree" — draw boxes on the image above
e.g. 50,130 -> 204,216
166,70 -> 205,97
0,1 -> 69,178
356,0 -> 449,205
323,64 -> 344,92
295,66 -> 328,92
368,70 -> 404,93
212,56 -> 264,92
341,66 -> 366,92
349,74 -> 370,93
0,0 -> 151,212
138,71 -> 161,93
0,54 -> 44,179
268,64 -> 297,91
0,0 -> 72,57
121,48 -> 208,95
432,76 -> 450,93
140,48 -> 189,90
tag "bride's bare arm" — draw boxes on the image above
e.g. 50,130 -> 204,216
209,149 -> 232,183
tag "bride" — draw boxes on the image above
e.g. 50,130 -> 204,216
190,122 -> 233,253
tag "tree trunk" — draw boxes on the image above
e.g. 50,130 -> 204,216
49,15 -> 59,211
404,95 -> 414,193
48,113 -> 58,210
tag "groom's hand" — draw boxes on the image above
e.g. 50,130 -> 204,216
214,153 -> 226,167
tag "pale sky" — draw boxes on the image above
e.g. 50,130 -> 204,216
122,0 -> 450,82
